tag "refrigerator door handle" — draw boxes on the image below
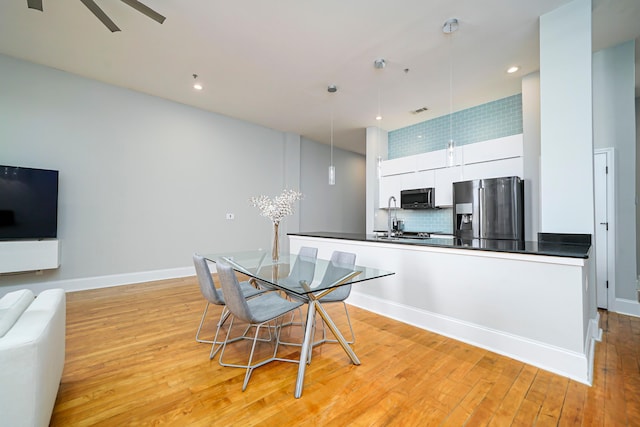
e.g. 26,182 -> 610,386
478,186 -> 486,238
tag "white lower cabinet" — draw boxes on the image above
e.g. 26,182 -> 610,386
0,240 -> 60,273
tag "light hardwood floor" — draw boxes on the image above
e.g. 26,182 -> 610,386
51,276 -> 640,426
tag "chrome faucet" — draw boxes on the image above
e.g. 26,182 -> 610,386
387,196 -> 397,238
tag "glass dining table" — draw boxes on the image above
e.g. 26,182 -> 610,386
204,250 -> 394,398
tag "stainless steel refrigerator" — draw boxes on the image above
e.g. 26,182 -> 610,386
452,176 -> 524,240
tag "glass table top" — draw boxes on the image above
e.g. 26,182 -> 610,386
204,250 -> 395,296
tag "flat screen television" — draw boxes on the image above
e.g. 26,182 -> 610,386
0,165 -> 59,240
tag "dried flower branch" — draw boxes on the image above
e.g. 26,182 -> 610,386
249,189 -> 303,224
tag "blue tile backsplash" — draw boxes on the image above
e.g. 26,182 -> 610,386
386,94 -> 523,233
396,208 -> 454,234
388,94 -> 523,159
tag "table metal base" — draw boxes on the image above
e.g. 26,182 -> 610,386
294,298 -> 360,398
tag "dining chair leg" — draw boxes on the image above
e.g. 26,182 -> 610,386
315,302 -> 355,345
241,319 -> 284,391
196,302 -> 212,343
242,324 -> 262,391
217,315 -> 238,367
209,307 -> 232,359
275,307 -> 306,346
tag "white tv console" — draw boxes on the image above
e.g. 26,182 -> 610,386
0,240 -> 60,274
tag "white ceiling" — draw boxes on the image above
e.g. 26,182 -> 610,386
0,0 -> 638,155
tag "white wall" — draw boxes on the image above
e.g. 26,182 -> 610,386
593,40 -> 637,301
539,0 -> 594,234
637,96 -> 640,283
299,137 -> 366,233
0,53 -> 364,291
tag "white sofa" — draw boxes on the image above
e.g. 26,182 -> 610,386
0,288 -> 66,427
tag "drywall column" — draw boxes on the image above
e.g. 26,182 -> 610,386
539,0 -> 594,234
366,126 -> 388,233
521,72 -> 541,241
539,0 -> 597,342
593,41 -> 637,304
282,132 -> 302,254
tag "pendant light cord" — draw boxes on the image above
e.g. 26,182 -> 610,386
330,111 -> 334,166
449,33 -> 453,143
377,88 -> 381,153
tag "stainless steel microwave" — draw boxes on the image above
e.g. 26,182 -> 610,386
401,188 -> 435,209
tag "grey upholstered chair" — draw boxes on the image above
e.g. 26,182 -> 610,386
216,260 -> 304,391
193,253 -> 265,358
317,251 -> 356,340
276,246 -> 318,344
282,246 -> 318,288
288,250 -> 357,346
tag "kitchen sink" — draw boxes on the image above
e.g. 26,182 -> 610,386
375,233 -> 455,242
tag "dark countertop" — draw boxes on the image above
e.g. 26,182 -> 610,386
288,231 -> 591,259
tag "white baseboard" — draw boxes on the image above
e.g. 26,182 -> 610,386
0,266 -> 196,295
348,290 -> 595,385
613,298 -> 640,318
585,312 -> 601,385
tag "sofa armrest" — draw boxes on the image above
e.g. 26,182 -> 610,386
0,289 -> 66,427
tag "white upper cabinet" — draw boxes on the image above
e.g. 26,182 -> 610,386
379,174 -> 403,208
415,150 -> 446,171
378,170 -> 436,208
403,169 -> 435,190
462,134 -> 523,165
379,134 -> 524,207
434,167 -> 463,207
380,156 -> 416,176
462,157 -> 524,182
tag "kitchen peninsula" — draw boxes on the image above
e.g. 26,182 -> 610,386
289,231 -> 598,385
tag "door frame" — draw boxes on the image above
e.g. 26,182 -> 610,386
594,148 -> 616,311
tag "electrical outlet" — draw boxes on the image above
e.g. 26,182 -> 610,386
225,213 -> 235,220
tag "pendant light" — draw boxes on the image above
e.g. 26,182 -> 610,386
329,112 -> 336,185
192,74 -> 203,91
443,18 -> 458,167
376,89 -> 383,180
328,85 -> 337,186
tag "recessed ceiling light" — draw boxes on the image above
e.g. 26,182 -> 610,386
507,66 -> 520,74
375,115 -> 382,121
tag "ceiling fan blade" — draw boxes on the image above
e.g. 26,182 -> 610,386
79,0 -> 120,32
26,0 -> 43,11
120,0 -> 166,24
